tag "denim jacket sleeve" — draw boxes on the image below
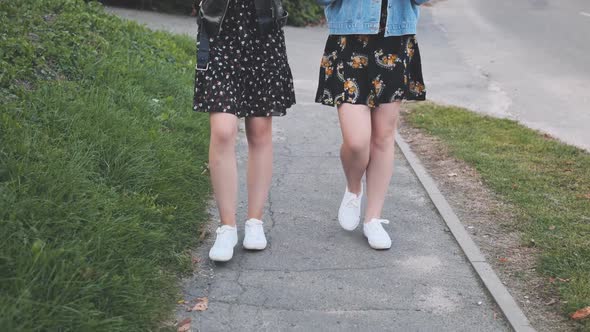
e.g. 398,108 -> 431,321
412,0 -> 430,4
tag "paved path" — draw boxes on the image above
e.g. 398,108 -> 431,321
420,0 -> 590,151
108,7 -> 510,331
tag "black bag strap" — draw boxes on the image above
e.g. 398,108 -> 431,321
196,25 -> 210,71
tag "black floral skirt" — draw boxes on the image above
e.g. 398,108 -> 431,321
193,0 -> 296,117
315,33 -> 426,108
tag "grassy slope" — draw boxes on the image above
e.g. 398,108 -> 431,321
99,0 -> 325,26
0,0 -> 210,330
406,103 -> 590,328
283,0 -> 324,26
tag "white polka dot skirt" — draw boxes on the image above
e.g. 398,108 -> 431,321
193,0 -> 296,118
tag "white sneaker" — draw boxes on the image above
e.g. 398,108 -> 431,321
243,218 -> 267,250
209,225 -> 238,262
363,218 -> 392,250
338,185 -> 363,231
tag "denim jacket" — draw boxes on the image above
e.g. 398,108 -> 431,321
317,0 -> 429,37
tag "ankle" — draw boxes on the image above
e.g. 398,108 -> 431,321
246,215 -> 263,222
364,216 -> 380,224
220,221 -> 237,227
347,182 -> 363,196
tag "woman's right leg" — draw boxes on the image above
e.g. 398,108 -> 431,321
338,104 -> 372,194
209,112 -> 239,226
336,103 -> 372,230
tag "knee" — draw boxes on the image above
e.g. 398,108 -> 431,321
211,123 -> 237,146
371,132 -> 395,151
343,136 -> 371,156
246,128 -> 271,147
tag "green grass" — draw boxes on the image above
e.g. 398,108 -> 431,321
0,0 -> 210,330
100,0 -> 325,26
283,0 -> 324,26
406,103 -> 590,327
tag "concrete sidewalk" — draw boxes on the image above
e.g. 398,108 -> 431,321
108,8 -> 511,331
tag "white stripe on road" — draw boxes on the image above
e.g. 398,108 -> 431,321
580,11 -> 590,18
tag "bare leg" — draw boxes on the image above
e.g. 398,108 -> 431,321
209,113 -> 239,226
337,104 -> 372,195
364,102 -> 401,223
245,117 -> 273,221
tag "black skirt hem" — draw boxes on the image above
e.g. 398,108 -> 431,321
193,102 -> 295,118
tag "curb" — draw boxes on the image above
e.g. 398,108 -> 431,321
396,133 -> 536,332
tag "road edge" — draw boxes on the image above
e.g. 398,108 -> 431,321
396,133 -> 536,332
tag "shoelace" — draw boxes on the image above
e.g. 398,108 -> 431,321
245,224 -> 263,232
345,195 -> 361,208
373,219 -> 390,225
216,226 -> 232,235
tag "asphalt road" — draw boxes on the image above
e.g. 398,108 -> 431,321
420,0 -> 590,150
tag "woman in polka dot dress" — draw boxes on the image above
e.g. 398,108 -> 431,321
194,0 -> 295,262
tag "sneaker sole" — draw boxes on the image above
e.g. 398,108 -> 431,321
364,233 -> 392,250
369,243 -> 392,250
209,252 -> 234,262
243,242 -> 267,250
338,214 -> 360,231
209,243 -> 237,262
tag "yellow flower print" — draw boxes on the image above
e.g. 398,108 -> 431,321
367,93 -> 376,108
348,53 -> 369,69
321,51 -> 338,79
321,56 -> 330,68
343,78 -> 359,103
338,36 -> 347,50
372,75 -> 385,97
384,54 -> 397,65
344,79 -> 357,94
357,35 -> 370,47
321,56 -> 333,78
406,38 -> 415,59
409,81 -> 426,95
375,49 -> 400,69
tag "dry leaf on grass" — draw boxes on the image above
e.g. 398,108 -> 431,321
192,297 -> 209,312
201,162 -> 210,175
498,257 -> 509,263
549,277 -> 571,284
447,172 -> 458,177
177,318 -> 191,332
571,306 -> 590,320
198,229 -> 209,242
544,299 -> 557,306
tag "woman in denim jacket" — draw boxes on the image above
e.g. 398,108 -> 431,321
316,0 -> 428,250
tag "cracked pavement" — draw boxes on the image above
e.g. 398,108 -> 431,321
105,7 -> 511,331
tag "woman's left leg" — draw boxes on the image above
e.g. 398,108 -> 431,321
245,117 -> 274,220
243,116 -> 273,251
364,101 -> 401,223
